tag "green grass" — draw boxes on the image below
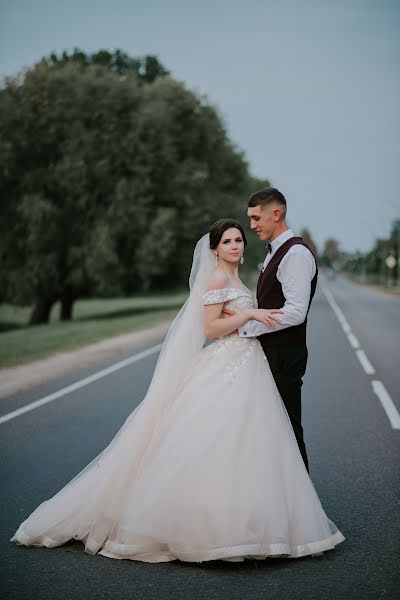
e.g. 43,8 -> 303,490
0,293 -> 187,368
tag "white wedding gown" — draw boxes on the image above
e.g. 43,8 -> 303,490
11,287 -> 344,562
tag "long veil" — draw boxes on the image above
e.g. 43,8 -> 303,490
142,232 -> 215,412
11,233 -> 216,552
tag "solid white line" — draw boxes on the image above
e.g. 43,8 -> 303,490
372,380 -> 400,430
355,349 -> 376,375
0,344 -> 163,426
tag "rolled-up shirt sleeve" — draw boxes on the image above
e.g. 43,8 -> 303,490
239,247 -> 315,338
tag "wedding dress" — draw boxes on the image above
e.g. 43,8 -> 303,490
10,235 -> 344,562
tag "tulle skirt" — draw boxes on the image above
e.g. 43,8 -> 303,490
11,335 -> 344,562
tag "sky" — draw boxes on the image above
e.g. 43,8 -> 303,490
1,0 -> 399,253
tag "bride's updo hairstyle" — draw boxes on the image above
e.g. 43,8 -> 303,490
209,219 -> 247,250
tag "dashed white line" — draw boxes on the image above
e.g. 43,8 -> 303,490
341,321 -> 352,335
321,284 -> 399,431
321,285 -> 376,375
347,333 -> 360,350
372,381 -> 400,430
322,287 -> 345,320
355,349 -> 376,375
0,344 -> 163,426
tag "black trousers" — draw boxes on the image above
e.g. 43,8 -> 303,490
262,344 -> 309,472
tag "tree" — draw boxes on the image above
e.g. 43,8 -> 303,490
389,219 -> 400,284
299,228 -> 318,260
0,58 -> 151,323
322,238 -> 340,267
43,49 -> 169,82
0,51 -> 263,324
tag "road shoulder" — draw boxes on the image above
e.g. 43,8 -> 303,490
0,320 -> 171,399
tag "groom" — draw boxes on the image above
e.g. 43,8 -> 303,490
238,187 -> 317,472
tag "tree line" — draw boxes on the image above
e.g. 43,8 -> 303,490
340,220 -> 400,286
0,49 -> 268,325
303,220 -> 400,287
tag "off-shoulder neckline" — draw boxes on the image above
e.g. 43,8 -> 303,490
204,286 -> 253,298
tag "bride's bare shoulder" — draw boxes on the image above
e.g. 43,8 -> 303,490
206,270 -> 230,292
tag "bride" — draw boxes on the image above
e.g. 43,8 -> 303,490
10,219 -> 344,562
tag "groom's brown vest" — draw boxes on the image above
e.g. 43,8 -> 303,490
257,237 -> 318,348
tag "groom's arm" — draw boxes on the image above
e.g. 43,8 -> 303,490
238,247 -> 316,338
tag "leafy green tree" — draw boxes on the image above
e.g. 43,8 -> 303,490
0,60 -> 144,323
1,51 -> 264,324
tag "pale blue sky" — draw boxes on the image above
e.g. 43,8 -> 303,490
1,0 -> 399,252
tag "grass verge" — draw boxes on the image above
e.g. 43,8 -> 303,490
0,294 -> 187,368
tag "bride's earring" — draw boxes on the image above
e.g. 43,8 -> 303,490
240,256 -> 244,265
215,253 -> 219,265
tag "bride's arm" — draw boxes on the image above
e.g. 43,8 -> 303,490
204,303 -> 253,340
205,306 -> 284,339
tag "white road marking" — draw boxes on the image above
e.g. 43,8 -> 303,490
322,287 -> 345,321
341,320 -> 352,335
321,284 -> 399,431
372,381 -> 400,430
321,285 -> 376,375
322,288 -> 353,335
355,349 -> 376,375
0,344 -> 163,426
347,333 -> 360,349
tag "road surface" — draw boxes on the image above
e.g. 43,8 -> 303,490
1,275 -> 399,599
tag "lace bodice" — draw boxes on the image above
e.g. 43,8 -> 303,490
201,287 -> 259,384
202,287 -> 256,313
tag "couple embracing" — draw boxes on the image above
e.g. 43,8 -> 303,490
11,187 -> 344,563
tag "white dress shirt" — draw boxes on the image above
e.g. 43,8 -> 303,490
239,229 -> 316,337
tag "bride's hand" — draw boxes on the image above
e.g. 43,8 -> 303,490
251,308 -> 284,329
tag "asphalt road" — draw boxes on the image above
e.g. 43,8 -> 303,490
1,275 -> 399,600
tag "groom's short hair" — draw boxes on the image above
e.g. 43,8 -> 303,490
248,187 -> 287,216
